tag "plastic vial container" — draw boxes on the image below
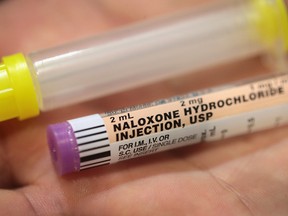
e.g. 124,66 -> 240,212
0,0 -> 287,121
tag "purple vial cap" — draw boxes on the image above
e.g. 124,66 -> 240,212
47,122 -> 80,175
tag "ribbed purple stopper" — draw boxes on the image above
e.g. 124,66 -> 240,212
47,122 -> 80,175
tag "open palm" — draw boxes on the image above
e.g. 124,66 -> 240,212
0,0 -> 288,215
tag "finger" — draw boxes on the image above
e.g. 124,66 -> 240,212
0,189 -> 36,215
0,141 -> 15,188
0,0 -> 116,54
0,0 -> 217,54
96,0 -> 203,20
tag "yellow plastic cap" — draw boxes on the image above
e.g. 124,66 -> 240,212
251,0 -> 288,50
0,53 -> 39,121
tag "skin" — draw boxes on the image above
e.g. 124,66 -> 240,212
0,0 -> 288,215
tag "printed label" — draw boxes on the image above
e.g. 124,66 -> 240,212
109,104 -> 288,163
68,74 -> 288,170
103,75 -> 288,143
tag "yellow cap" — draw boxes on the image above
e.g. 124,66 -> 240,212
251,0 -> 288,50
0,53 -> 39,121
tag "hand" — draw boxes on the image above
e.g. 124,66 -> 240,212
0,0 -> 288,215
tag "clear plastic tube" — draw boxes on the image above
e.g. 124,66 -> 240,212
29,0 -> 263,111
0,0 -> 287,121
